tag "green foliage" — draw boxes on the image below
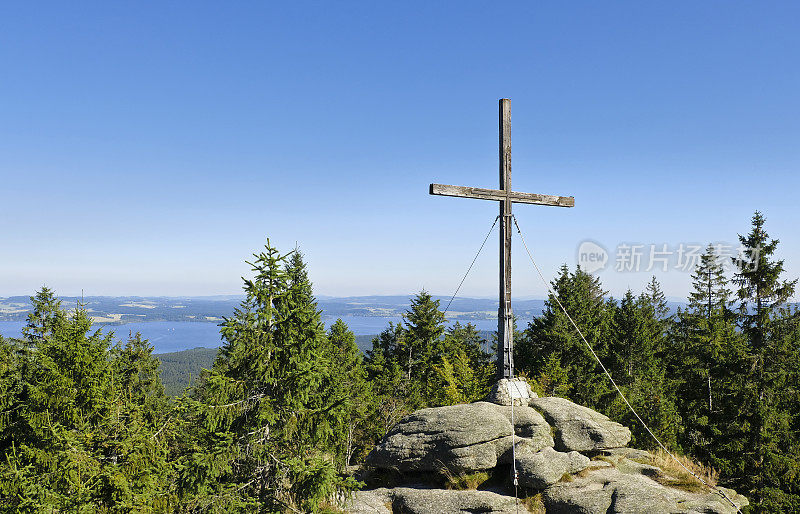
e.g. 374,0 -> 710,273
728,212 -> 799,510
517,265 -> 613,407
427,322 -> 493,406
0,291 -> 176,513
669,245 -> 748,478
517,271 -> 679,449
402,290 -> 446,388
606,287 -> 679,449
21,286 -> 65,345
444,322 -> 494,402
328,318 -> 373,466
365,322 -> 415,438
177,242 -> 358,512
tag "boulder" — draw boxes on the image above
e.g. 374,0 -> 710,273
366,402 -> 512,472
488,403 -> 552,440
358,397 -> 748,513
543,462 -> 748,514
600,447 -> 653,461
530,397 -> 631,451
494,434 -> 553,466
347,488 -> 392,514
487,402 -> 555,461
516,447 -> 590,489
391,487 -> 521,514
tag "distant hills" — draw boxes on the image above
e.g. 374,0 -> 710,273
0,295 -> 239,324
1,294 -> 692,330
0,294 -> 551,324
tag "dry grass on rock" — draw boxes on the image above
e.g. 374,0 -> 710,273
443,470 -> 491,490
642,449 -> 718,493
520,493 -> 546,514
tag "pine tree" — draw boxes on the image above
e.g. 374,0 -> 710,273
517,265 -> 612,406
402,290 -> 446,390
0,291 -> 176,512
179,241 -> 355,512
669,245 -> 747,475
607,289 -> 679,449
328,319 -> 372,467
731,212 -> 798,509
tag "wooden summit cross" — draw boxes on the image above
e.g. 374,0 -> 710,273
430,99 -> 575,379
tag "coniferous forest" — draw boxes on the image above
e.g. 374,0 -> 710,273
1,211 -> 798,513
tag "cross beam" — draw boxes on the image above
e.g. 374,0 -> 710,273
429,184 -> 574,207
430,99 -> 575,379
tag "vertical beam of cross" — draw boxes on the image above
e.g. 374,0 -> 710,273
429,99 -> 574,380
498,99 -> 513,379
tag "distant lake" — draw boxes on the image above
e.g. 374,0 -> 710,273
0,316 -> 513,354
0,321 -> 225,354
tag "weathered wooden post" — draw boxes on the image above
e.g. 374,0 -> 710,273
498,98 -> 514,379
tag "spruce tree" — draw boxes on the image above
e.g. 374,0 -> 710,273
441,322 -> 493,402
364,322 -> 415,438
328,319 -> 372,467
670,245 -> 747,475
401,290 -> 446,391
0,335 -> 22,459
180,241 -> 354,512
644,276 -> 671,322
641,276 -> 671,359
731,212 -> 798,509
517,265 -> 612,406
0,291 -> 176,512
610,290 -> 644,383
21,286 -> 65,345
607,289 -> 679,449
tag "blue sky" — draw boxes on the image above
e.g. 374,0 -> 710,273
1,1 -> 798,300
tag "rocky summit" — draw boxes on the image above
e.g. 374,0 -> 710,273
350,382 -> 748,513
